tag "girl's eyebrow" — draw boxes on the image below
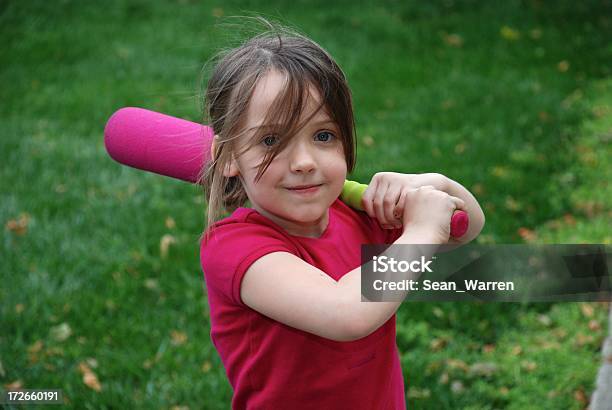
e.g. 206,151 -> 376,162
247,118 -> 338,132
247,119 -> 336,132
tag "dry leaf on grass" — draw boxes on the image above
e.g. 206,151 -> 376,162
49,323 -> 72,342
78,362 -> 102,392
5,213 -> 30,235
5,380 -> 23,390
160,234 -> 177,259
171,330 -> 188,346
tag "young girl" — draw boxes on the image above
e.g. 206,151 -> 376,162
199,26 -> 485,409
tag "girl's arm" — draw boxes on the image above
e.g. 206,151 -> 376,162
241,185 -> 463,342
241,229 -> 436,342
361,172 -> 485,244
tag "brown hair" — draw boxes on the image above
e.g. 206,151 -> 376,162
199,20 -> 357,237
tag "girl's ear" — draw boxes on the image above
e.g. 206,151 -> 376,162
223,156 -> 240,177
213,135 -> 240,177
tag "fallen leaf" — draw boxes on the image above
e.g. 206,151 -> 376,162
505,196 -> 522,212
575,333 -> 594,346
28,340 -> 44,364
558,60 -> 570,72
78,362 -> 102,392
144,279 -> 159,290
362,136 -> 374,147
482,344 -> 496,354
5,380 -> 23,390
50,323 -> 72,342
537,314 -> 552,326
500,26 -> 520,40
15,304 -> 25,314
588,319 -> 601,331
45,347 -> 64,357
446,359 -> 469,372
574,387 -> 587,405
171,330 -> 188,346
518,227 -> 537,242
469,362 -> 498,377
471,184 -> 484,195
580,303 -> 594,318
491,165 -> 510,179
539,340 -> 560,350
86,358 -> 98,369
165,216 -> 176,229
201,361 -> 212,373
439,372 -> 449,384
552,328 -> 568,339
511,345 -> 523,355
530,29 -> 542,39
563,213 -> 576,226
430,338 -> 448,351
28,340 -> 44,354
160,234 -> 177,259
441,99 -> 456,109
443,33 -> 463,47
5,213 -> 30,235
521,360 -> 537,372
538,111 -> 551,122
407,387 -> 431,399
451,380 -> 464,394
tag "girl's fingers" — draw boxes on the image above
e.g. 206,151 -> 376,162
372,183 -> 388,225
383,185 -> 402,226
449,195 -> 466,210
361,178 -> 378,218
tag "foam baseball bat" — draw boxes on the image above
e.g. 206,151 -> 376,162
104,107 -> 469,237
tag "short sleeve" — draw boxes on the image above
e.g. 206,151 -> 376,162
200,222 -> 296,306
385,227 -> 403,243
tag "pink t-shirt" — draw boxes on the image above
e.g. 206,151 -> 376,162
200,199 -> 405,409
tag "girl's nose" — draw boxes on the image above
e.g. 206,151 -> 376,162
289,140 -> 316,173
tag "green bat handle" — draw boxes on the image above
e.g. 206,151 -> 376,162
340,179 -> 469,238
341,180 -> 368,210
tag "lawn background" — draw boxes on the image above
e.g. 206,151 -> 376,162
1,0 -> 611,409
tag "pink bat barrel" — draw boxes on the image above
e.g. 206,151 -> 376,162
104,107 -> 213,183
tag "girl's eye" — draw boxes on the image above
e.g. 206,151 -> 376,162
261,135 -> 280,147
315,131 -> 335,142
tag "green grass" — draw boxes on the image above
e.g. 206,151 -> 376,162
1,1 -> 611,408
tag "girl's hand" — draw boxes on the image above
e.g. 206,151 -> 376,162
399,185 -> 465,243
362,172 -> 447,229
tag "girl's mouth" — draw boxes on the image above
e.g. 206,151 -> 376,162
286,184 -> 323,194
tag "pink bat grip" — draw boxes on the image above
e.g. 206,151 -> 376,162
104,107 -> 469,238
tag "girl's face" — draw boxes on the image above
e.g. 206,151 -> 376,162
223,70 -> 347,238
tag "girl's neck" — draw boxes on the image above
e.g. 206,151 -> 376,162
249,202 -> 330,238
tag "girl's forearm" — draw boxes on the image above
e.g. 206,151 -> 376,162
336,230 -> 440,341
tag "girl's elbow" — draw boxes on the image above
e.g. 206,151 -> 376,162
336,304 -> 376,342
